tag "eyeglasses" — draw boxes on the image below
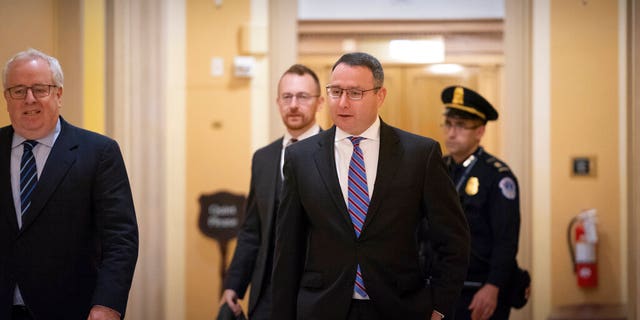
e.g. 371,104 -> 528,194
5,84 -> 57,100
279,92 -> 319,105
325,86 -> 380,101
441,121 -> 482,132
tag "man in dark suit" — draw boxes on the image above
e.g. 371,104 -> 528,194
440,86 -> 521,320
0,49 -> 138,320
219,64 -> 324,320
272,52 -> 470,320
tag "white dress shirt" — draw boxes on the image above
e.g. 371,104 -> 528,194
334,117 -> 380,206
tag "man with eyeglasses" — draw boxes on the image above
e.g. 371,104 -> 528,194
219,64 -> 324,320
0,48 -> 138,320
271,52 -> 470,320
439,86 -> 521,320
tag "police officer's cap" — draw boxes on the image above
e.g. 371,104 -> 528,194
441,86 -> 498,122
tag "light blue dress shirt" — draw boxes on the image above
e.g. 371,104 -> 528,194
10,119 -> 60,305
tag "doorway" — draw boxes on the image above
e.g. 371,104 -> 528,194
298,19 -> 505,155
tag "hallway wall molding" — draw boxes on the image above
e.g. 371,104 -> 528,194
530,0 -> 552,318
504,1 -> 533,319
628,0 -> 639,317
106,0 -> 186,318
268,0 -> 298,141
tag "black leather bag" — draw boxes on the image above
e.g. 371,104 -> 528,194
216,304 -> 246,320
504,265 -> 531,309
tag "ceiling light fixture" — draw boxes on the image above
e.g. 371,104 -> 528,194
389,37 -> 445,63
427,63 -> 464,74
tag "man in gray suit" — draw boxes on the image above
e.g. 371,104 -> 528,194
219,64 -> 324,320
272,52 -> 470,320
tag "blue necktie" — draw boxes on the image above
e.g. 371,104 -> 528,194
348,136 -> 369,298
20,140 -> 38,215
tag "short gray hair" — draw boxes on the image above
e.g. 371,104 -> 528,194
2,48 -> 64,89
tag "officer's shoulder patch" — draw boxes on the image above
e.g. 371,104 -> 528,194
498,177 -> 517,200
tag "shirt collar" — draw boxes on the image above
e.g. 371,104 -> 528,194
283,123 -> 320,147
11,118 -> 61,149
335,117 -> 380,142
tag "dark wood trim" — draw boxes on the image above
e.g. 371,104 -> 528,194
299,19 -> 503,36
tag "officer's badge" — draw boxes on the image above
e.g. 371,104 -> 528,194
499,177 -> 517,200
465,177 -> 479,196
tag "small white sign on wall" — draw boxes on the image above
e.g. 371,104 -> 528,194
234,56 -> 256,78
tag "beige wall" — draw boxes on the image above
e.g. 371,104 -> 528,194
0,0 -> 85,129
550,0 -> 623,306
0,0 -> 57,127
185,0 -> 252,318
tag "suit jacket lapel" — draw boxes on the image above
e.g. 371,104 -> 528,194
362,121 -> 401,233
20,119 -> 77,233
312,127 -> 352,229
264,139 -> 283,243
0,126 -> 19,235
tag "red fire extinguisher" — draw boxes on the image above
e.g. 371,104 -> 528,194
567,209 -> 598,287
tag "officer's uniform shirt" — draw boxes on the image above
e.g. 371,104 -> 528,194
444,146 -> 520,290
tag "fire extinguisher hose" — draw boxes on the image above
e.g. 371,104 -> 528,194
567,216 -> 579,274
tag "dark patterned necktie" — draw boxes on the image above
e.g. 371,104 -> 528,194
20,140 -> 38,215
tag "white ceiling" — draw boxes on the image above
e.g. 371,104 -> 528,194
298,0 -> 504,20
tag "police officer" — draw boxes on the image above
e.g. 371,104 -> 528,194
441,86 -> 521,320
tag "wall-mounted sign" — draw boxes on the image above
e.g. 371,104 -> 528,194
198,191 -> 246,241
571,156 -> 597,177
199,190 -> 246,293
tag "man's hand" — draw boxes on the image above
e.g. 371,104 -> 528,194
430,310 -> 444,319
87,305 -> 121,320
220,289 -> 243,316
469,283 -> 499,320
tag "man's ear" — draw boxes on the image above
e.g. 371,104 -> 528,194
475,123 -> 486,138
376,87 -> 387,108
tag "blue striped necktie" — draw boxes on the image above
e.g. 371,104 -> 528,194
20,140 -> 38,215
347,136 -> 369,298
